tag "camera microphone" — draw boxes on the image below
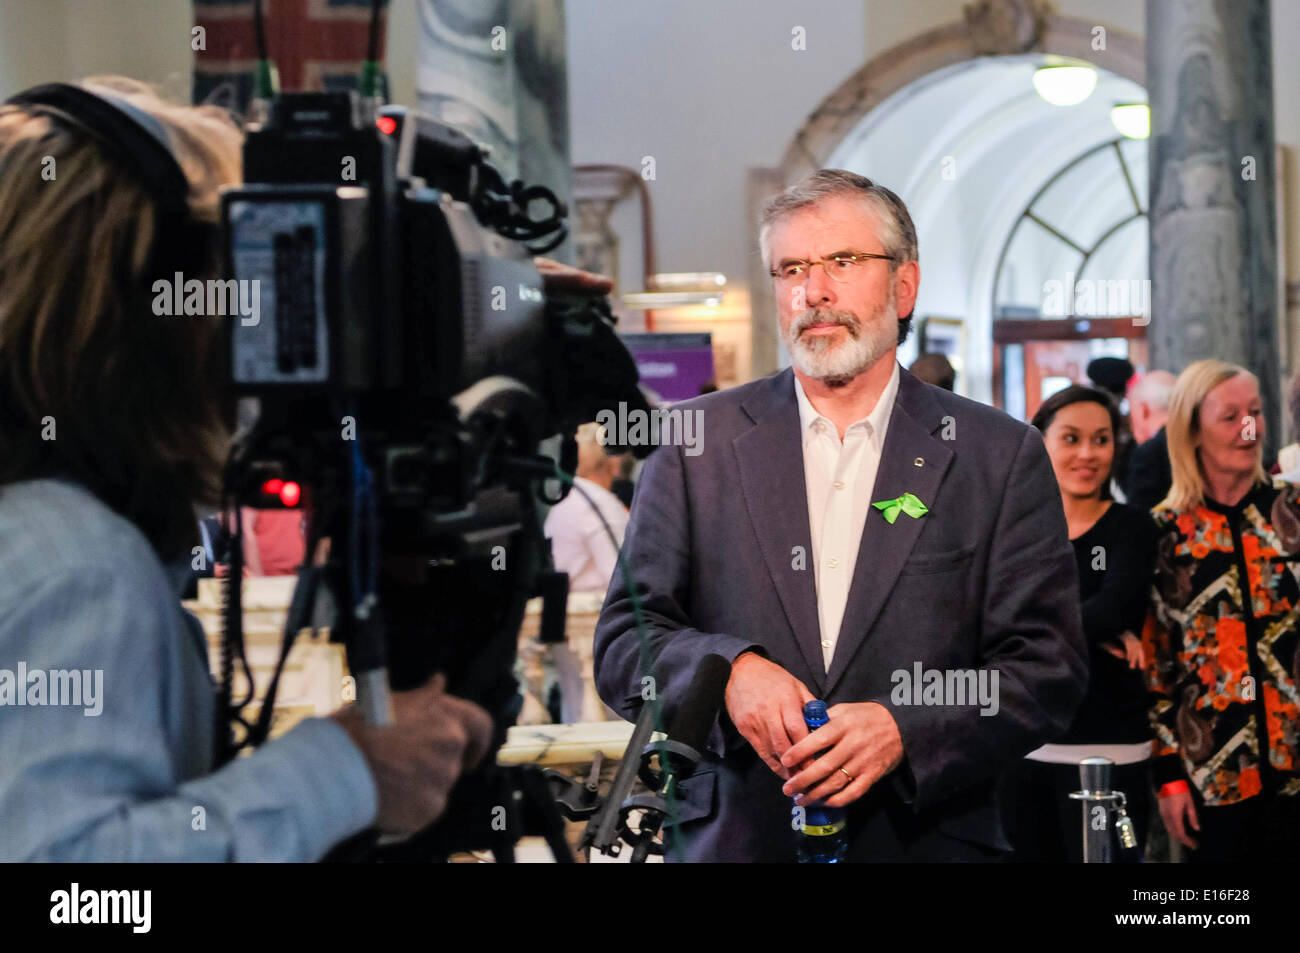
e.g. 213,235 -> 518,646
585,654 -> 730,862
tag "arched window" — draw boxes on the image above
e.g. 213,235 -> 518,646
991,136 -> 1149,419
994,136 -> 1148,318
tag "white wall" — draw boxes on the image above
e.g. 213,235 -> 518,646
1,0 -> 1295,386
564,0 -> 1299,384
566,0 -> 869,294
563,0 -> 1154,315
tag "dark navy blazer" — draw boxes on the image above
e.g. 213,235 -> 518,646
594,364 -> 1087,862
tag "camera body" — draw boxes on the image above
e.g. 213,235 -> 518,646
217,90 -> 648,857
225,93 -> 551,401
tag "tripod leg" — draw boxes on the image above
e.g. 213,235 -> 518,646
491,836 -> 517,863
518,765 -> 576,863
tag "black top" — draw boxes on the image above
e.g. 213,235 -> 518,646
1123,427 -> 1172,512
1059,502 -> 1158,744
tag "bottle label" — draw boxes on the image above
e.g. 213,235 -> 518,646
801,820 -> 846,837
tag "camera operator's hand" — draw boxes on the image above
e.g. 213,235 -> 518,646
534,256 -> 614,296
330,673 -> 493,835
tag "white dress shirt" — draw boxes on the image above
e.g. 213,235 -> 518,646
795,362 -> 901,670
545,476 -> 630,593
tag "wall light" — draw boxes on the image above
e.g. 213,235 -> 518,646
624,272 -> 727,310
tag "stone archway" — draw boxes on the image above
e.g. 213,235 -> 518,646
747,2 -> 1146,377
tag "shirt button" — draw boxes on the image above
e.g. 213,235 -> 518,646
834,481 -> 845,490
821,640 -> 833,649
828,558 -> 838,568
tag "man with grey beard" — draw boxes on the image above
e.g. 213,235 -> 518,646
594,169 -> 1086,862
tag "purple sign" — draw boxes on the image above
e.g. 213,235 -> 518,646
621,333 -> 715,403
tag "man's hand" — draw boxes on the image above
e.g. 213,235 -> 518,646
724,652 -> 815,780
331,673 -> 493,835
534,256 -> 614,296
1158,789 -> 1200,850
779,702 -> 904,808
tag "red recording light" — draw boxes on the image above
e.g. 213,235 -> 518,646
376,116 -> 397,136
261,478 -> 284,496
279,481 -> 301,507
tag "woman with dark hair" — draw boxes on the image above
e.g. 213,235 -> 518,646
1008,385 -> 1158,861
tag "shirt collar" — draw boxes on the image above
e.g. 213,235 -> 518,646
572,475 -> 620,507
793,360 -> 901,445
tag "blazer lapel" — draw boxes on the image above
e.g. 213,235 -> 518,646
734,368 -> 826,693
824,370 -> 955,696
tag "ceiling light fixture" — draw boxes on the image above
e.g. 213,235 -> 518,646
1033,64 -> 1098,106
1110,103 -> 1150,139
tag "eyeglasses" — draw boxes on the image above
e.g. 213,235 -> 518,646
770,252 -> 895,284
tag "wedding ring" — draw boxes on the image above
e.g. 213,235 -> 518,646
839,767 -> 854,783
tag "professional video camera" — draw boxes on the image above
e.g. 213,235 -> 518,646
214,6 -> 651,862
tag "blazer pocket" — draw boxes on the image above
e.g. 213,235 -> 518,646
900,545 -> 975,576
662,769 -> 717,827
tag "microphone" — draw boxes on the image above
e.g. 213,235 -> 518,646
583,654 -> 732,861
641,653 -> 732,790
631,654 -> 732,862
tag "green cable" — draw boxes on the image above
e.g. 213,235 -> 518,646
549,463 -> 683,862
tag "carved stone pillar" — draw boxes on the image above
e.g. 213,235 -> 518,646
1147,0 -> 1280,457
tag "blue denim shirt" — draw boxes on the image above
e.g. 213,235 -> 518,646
0,479 -> 377,860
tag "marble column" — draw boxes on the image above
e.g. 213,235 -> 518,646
416,0 -> 573,261
747,167 -> 787,377
1147,0 -> 1280,458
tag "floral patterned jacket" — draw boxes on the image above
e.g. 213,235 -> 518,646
1141,479 -> 1300,806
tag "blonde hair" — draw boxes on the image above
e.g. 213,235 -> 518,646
0,77 -> 243,559
1158,359 -> 1269,511
575,421 -> 613,479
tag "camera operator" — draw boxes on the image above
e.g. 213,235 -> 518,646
0,77 -> 495,862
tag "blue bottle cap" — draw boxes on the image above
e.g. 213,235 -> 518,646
803,700 -> 828,721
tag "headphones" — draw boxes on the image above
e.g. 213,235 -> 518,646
3,81 -> 220,284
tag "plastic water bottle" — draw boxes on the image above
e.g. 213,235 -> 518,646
795,700 -> 849,863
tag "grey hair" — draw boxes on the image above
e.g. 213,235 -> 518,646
1130,369 -> 1176,413
758,169 -> 919,272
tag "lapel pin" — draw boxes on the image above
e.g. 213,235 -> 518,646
914,457 -> 924,467
873,492 -> 930,524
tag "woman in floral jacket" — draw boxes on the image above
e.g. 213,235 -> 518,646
1143,359 -> 1300,862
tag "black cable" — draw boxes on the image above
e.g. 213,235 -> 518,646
366,0 -> 383,66
252,0 -> 268,64
545,464 -> 682,862
249,499 -> 325,748
471,165 -> 567,253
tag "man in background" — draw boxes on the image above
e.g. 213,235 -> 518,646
545,422 -> 629,594
1123,369 -> 1176,510
909,352 -> 955,391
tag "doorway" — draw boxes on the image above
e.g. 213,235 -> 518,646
993,316 -> 1147,421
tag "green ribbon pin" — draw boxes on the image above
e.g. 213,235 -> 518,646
872,492 -> 929,524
